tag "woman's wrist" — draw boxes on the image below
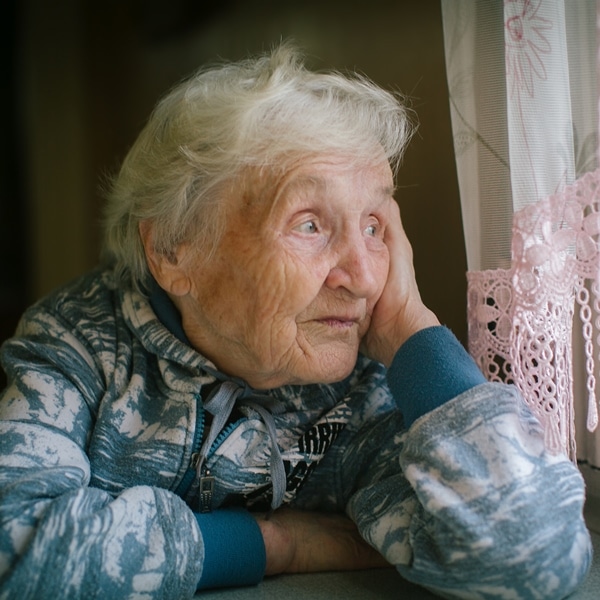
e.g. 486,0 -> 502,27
195,508 -> 266,590
253,508 -> 390,575
364,306 -> 441,367
387,326 -> 487,426
253,512 -> 295,576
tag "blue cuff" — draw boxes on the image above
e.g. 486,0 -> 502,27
195,508 -> 266,590
387,326 -> 486,427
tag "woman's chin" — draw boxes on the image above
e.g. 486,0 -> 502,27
299,354 -> 359,386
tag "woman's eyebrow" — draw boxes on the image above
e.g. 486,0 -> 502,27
272,175 -> 326,207
275,176 -> 395,210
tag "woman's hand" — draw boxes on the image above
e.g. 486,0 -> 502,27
361,199 -> 440,366
254,508 -> 390,576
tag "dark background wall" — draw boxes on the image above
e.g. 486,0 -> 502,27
0,0 -> 466,387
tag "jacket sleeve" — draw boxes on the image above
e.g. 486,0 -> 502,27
0,308 -> 264,599
349,326 -> 593,599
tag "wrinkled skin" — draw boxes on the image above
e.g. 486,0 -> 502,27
141,153 -> 439,574
144,154 -> 437,389
178,156 -> 391,388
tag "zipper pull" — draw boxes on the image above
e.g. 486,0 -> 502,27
190,452 -> 201,470
198,468 -> 215,513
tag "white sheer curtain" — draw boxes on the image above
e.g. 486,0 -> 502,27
441,0 -> 600,468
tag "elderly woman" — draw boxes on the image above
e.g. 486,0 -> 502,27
0,45 -> 592,599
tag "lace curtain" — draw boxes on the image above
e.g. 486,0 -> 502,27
440,0 -> 600,467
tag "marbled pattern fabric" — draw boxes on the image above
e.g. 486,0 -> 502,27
0,269 -> 593,599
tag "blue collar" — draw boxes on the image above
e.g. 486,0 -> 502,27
148,278 -> 192,347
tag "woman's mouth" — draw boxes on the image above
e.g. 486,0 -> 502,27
316,317 -> 359,329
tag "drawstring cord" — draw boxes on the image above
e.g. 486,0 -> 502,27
241,398 -> 286,510
195,380 -> 286,513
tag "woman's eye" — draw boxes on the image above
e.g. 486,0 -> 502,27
294,220 -> 318,234
364,222 -> 379,237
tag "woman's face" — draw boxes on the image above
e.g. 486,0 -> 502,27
174,155 -> 395,389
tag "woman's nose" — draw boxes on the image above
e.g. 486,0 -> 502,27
325,235 -> 381,298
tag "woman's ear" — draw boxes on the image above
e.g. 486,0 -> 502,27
139,221 -> 191,297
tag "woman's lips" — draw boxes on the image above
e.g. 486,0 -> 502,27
316,316 -> 360,329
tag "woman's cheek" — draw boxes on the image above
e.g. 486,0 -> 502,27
279,238 -> 331,282
373,247 -> 391,296
282,229 -> 330,255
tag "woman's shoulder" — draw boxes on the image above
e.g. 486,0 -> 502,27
24,267 -> 121,327
9,267 -> 133,368
0,268 -> 130,408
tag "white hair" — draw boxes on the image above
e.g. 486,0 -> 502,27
102,43 -> 415,290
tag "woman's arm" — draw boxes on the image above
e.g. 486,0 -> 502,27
352,199 -> 593,598
254,507 -> 389,576
0,308 -> 202,598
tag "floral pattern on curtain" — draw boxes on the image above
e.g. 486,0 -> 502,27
441,0 -> 600,466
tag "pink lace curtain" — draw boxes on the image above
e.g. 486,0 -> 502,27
441,0 -> 600,467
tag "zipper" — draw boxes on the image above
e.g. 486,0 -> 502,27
177,404 -> 246,512
207,419 -> 242,455
193,418 -> 244,513
174,393 -> 205,499
197,466 -> 215,513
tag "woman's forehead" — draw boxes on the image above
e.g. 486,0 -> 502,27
240,154 -> 393,207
